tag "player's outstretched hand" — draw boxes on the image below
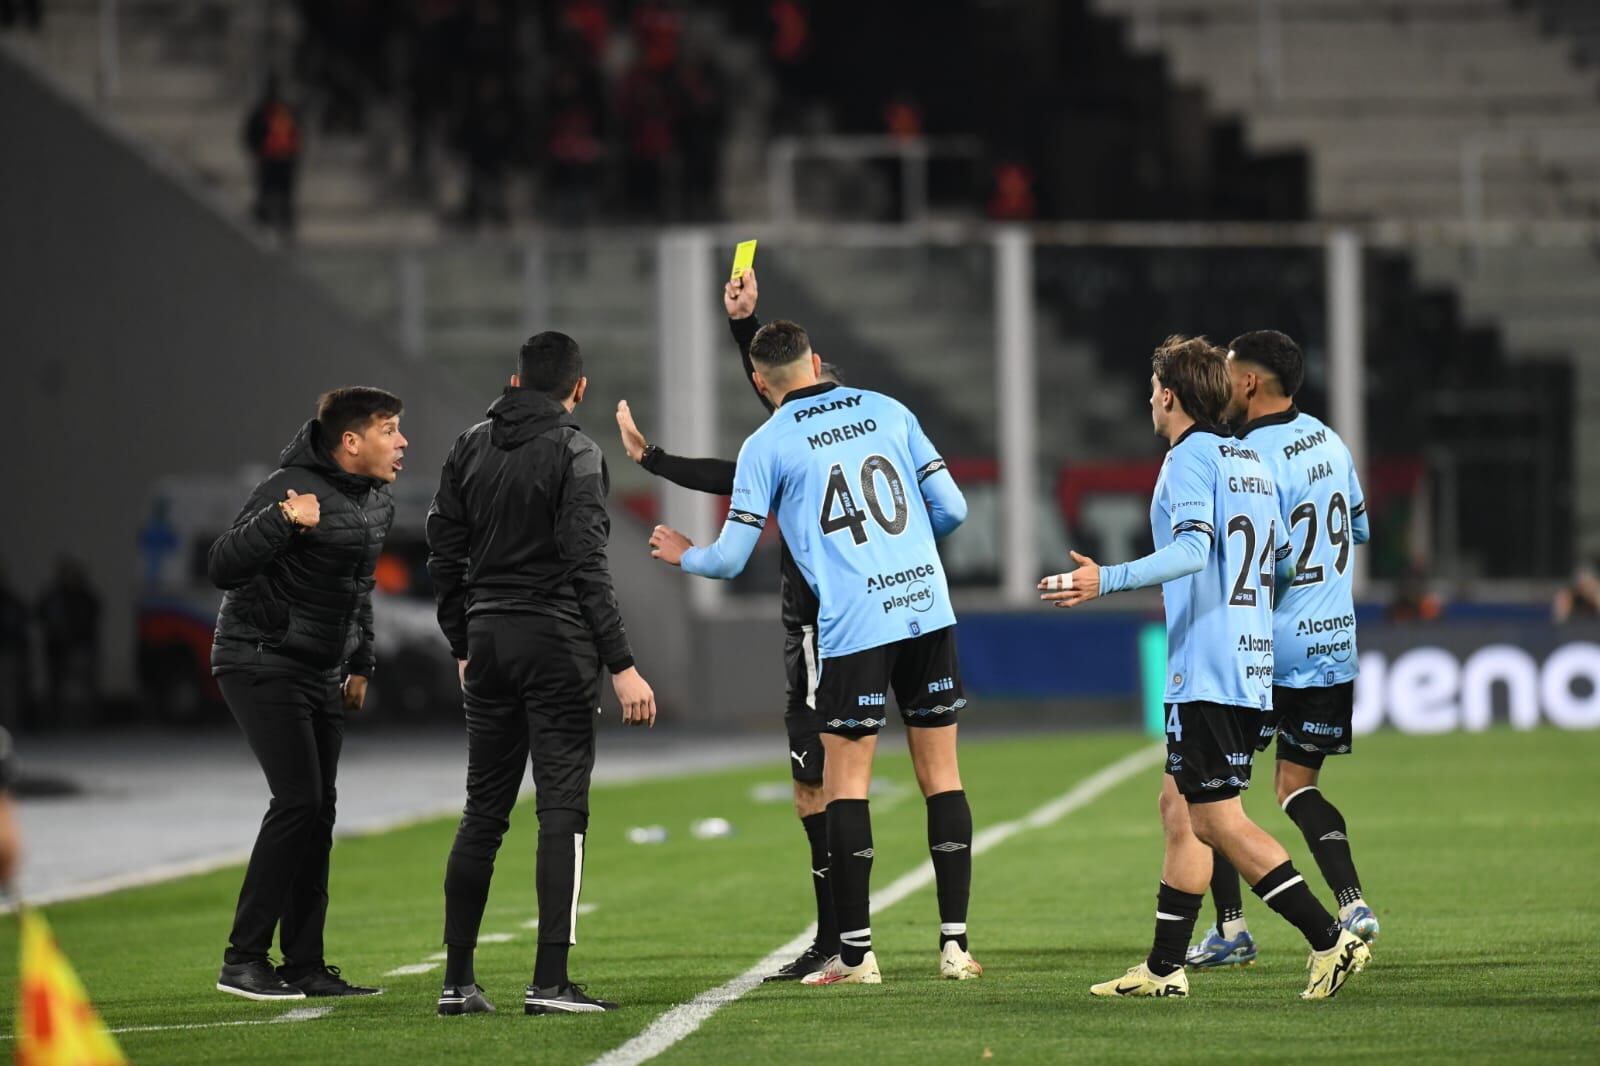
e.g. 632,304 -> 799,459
616,400 -> 648,463
725,268 -> 758,320
650,524 -> 693,566
1038,551 -> 1102,608
613,667 -> 656,728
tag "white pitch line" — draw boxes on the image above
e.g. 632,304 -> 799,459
0,1006 -> 333,1041
383,962 -> 439,977
522,901 -> 598,930
589,743 -> 1164,1066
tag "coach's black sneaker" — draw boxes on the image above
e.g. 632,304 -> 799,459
281,964 -> 383,997
524,983 -> 618,1014
216,960 -> 306,1001
762,944 -> 833,982
438,983 -> 496,1016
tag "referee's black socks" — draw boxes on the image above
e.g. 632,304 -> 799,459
800,812 -> 839,953
826,799 -> 873,967
1251,860 -> 1340,951
1282,786 -> 1364,911
1147,882 -> 1202,977
926,790 -> 972,952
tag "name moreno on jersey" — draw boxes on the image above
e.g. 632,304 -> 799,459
679,384 -> 965,659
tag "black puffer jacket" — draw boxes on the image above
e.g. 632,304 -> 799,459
209,420 -> 395,678
426,388 -> 633,672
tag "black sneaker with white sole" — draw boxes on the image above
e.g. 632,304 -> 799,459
280,964 -> 382,997
524,983 -> 618,1015
762,944 -> 834,983
438,983 -> 496,1016
217,960 -> 306,1001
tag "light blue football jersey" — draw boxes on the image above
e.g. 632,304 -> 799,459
1237,408 -> 1369,689
1101,426 -> 1288,711
681,383 -> 966,659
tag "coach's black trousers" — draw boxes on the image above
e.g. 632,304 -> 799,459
444,614 -> 601,952
218,669 -> 344,973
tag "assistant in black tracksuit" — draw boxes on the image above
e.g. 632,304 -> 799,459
209,421 -> 393,975
426,387 -> 634,973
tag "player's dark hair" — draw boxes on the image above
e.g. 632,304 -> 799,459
316,387 -> 403,453
749,320 -> 811,369
1228,329 -> 1304,398
1152,335 -> 1230,425
819,361 -> 844,385
518,331 -> 584,400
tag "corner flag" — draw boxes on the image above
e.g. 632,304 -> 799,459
14,908 -> 126,1066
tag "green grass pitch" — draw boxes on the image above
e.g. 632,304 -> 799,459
2,727 -> 1596,1064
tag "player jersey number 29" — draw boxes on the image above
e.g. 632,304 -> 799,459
819,454 -> 909,546
1288,492 -> 1352,588
1225,515 -> 1277,608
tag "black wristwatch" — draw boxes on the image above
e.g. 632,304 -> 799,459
639,444 -> 662,470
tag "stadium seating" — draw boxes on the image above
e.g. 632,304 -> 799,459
1094,0 -> 1600,561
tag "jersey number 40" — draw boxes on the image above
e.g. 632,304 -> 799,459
819,454 -> 909,546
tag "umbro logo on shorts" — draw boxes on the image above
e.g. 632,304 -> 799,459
930,842 -> 968,853
853,847 -> 875,859
1320,830 -> 1348,842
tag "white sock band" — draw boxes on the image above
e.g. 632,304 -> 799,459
1259,874 -> 1304,903
1281,785 -> 1320,812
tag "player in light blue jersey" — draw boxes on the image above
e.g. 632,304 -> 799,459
1041,335 -> 1369,1000
649,318 -> 980,986
1190,330 -> 1378,972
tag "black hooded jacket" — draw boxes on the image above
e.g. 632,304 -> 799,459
208,420 -> 395,678
426,388 -> 634,672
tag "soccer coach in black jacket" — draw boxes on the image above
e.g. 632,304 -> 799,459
209,387 -> 406,1001
427,331 -> 655,1017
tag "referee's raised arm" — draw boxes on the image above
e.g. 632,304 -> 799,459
428,330 -> 653,1018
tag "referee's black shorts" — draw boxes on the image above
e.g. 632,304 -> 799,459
783,626 -> 824,784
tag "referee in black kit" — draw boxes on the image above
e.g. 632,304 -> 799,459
209,387 -> 406,1001
427,331 -> 655,1018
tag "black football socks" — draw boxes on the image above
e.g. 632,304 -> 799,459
800,812 -> 840,953
827,799 -> 873,967
926,790 -> 972,952
1283,786 -> 1364,910
1251,860 -> 1340,951
1147,882 -> 1203,977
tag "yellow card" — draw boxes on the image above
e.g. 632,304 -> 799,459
730,239 -> 757,282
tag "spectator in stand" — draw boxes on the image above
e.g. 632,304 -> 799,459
619,59 -> 680,219
0,568 -> 31,732
675,44 -> 726,221
37,557 -> 101,723
554,0 -> 608,63
455,73 -> 520,227
1552,560 -> 1600,623
543,52 -> 605,226
402,0 -> 468,184
243,73 -> 303,238
766,0 -> 815,134
1387,562 -> 1442,624
989,160 -> 1038,221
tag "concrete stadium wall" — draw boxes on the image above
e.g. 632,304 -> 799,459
0,52 -> 698,716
